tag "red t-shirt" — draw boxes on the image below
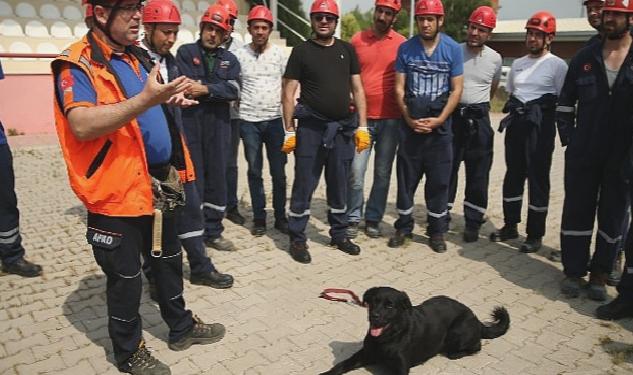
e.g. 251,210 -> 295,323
351,28 -> 406,120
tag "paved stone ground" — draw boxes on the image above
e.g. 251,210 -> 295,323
2,114 -> 633,374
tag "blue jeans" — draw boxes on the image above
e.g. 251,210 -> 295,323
240,118 -> 287,221
347,118 -> 400,223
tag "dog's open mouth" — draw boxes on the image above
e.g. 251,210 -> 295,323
369,324 -> 389,337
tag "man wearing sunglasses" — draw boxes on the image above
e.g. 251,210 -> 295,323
556,0 -> 633,313
389,0 -> 463,252
490,12 -> 567,253
282,0 -> 367,264
346,0 -> 406,240
52,1 -> 226,373
447,6 -> 501,244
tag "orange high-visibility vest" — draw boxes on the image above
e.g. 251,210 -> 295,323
52,33 -> 195,217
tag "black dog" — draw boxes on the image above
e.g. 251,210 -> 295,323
321,287 -> 510,375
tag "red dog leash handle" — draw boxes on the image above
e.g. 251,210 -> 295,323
319,288 -> 364,307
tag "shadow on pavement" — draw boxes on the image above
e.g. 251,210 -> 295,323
64,204 -> 87,224
322,341 -> 392,375
63,274 -> 169,367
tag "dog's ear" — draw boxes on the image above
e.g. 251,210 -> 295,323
397,291 -> 413,310
363,287 -> 379,306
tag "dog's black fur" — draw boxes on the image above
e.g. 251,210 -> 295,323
321,287 -> 510,375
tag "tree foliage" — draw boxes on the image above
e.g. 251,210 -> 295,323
340,0 -> 494,42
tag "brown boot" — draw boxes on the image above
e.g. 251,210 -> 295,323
587,271 -> 608,301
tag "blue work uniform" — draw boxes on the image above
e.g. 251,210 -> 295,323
557,40 -> 633,278
176,41 -> 240,241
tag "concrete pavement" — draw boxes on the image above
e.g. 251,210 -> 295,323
1,114 -> 632,374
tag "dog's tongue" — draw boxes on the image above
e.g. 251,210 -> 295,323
370,326 -> 384,337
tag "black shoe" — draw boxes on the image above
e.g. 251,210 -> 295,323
365,221 -> 382,238
204,236 -> 235,251
168,316 -> 225,351
331,238 -> 361,256
119,342 -> 171,375
2,258 -> 42,277
251,219 -> 267,236
429,235 -> 447,253
463,227 -> 479,243
607,252 -> 623,287
560,276 -> 586,298
388,231 -> 412,248
596,296 -> 633,320
225,208 -> 245,225
347,222 -> 359,239
489,224 -> 519,242
190,271 -> 234,289
548,250 -> 561,262
274,218 -> 289,234
520,237 -> 542,253
289,242 -> 311,264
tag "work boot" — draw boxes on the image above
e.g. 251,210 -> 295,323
2,258 -> 42,277
190,271 -> 234,289
205,236 -> 235,252
489,224 -> 519,242
429,234 -> 447,253
168,316 -> 225,351
462,227 -> 479,243
331,238 -> 361,256
560,277 -> 586,298
289,242 -> 311,264
596,296 -> 633,320
607,252 -> 623,287
347,222 -> 359,239
274,218 -> 289,234
365,220 -> 382,238
388,231 -> 412,248
251,219 -> 266,236
548,250 -> 561,263
587,271 -> 609,301
520,237 -> 542,253
119,342 -> 170,375
225,207 -> 245,225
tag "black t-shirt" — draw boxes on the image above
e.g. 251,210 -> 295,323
284,38 -> 360,120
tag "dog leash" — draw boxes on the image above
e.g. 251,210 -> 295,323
319,288 -> 364,307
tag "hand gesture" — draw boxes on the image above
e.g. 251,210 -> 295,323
141,63 -> 191,107
185,80 -> 210,98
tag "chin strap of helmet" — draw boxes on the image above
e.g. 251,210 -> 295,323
91,0 -> 127,50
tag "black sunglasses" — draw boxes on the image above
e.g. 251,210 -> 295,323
312,14 -> 337,23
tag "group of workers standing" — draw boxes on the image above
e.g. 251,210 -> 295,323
0,0 -> 630,373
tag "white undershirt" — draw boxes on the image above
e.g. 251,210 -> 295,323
506,52 -> 568,103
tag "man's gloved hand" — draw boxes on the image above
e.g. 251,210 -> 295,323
355,127 -> 371,153
281,130 -> 296,154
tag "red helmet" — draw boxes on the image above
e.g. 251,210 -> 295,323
468,5 -> 496,29
415,0 -> 444,17
375,0 -> 401,13
525,11 -> 556,34
602,0 -> 633,12
85,4 -> 93,18
247,5 -> 274,25
201,4 -> 231,32
216,0 -> 238,19
143,0 -> 181,25
310,0 -> 339,17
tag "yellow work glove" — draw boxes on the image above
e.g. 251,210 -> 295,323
281,131 -> 296,154
355,127 -> 371,153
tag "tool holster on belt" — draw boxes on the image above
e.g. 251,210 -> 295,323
150,164 -> 185,257
457,104 -> 487,137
